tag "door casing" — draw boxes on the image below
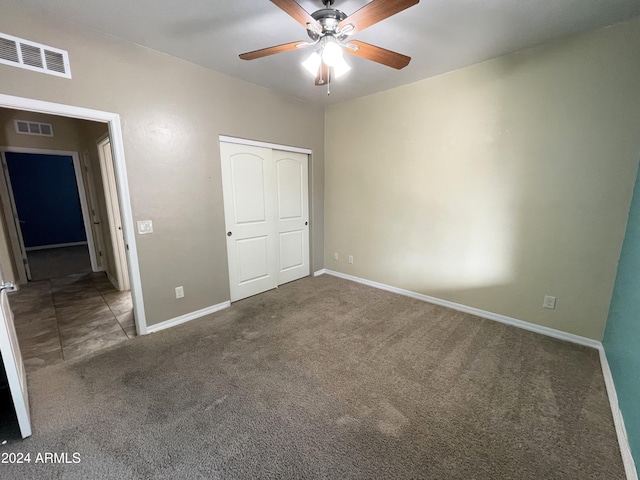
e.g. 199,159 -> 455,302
0,93 -> 148,335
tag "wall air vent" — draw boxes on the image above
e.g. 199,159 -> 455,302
14,120 -> 54,137
0,32 -> 71,78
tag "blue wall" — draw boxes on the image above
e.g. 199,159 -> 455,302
6,152 -> 86,248
604,161 -> 640,468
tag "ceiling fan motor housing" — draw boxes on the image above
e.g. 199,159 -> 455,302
308,8 -> 348,41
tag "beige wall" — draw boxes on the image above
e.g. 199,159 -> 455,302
0,5 -> 325,327
325,17 -> 640,340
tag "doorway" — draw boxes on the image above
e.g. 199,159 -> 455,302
0,94 -> 146,335
97,136 -> 130,291
0,149 -> 96,282
0,110 -> 139,371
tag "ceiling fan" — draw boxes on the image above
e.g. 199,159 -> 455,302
239,0 -> 420,91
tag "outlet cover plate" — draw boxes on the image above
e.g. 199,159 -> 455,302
543,295 -> 556,309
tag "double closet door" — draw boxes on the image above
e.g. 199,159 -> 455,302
220,142 -> 309,302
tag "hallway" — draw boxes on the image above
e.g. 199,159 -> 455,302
9,271 -> 135,372
27,245 -> 92,281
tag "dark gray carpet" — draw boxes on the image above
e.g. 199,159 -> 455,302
0,275 -> 624,479
27,245 -> 92,281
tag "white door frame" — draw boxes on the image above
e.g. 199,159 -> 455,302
219,136 -> 312,156
96,135 -> 130,291
0,147 -> 99,281
0,94 -> 148,335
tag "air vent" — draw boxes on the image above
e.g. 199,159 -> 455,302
14,120 -> 54,137
0,32 -> 71,78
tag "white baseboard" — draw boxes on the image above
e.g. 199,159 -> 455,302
106,272 -> 119,291
25,241 -> 88,251
599,347 -> 638,480
313,269 -> 326,277
146,301 -> 231,334
320,268 -> 636,478
322,269 -> 600,348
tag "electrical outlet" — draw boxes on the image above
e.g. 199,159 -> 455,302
175,286 -> 184,299
333,252 -> 339,261
348,255 -> 354,264
543,295 -> 556,309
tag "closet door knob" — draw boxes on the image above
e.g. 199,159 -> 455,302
305,222 -> 308,226
227,232 -> 232,237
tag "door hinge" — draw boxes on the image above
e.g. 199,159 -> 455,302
22,258 -> 28,265
0,281 -> 16,293
99,251 -> 103,257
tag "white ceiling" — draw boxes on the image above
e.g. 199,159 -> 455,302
16,0 -> 640,104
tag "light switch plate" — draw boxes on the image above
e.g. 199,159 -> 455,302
137,220 -> 153,235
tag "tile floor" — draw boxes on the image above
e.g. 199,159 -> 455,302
8,271 -> 135,373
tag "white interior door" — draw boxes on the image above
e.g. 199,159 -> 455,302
274,150 -> 310,285
82,151 -> 106,271
98,138 -> 130,291
0,151 -> 31,283
0,265 -> 31,438
221,143 -> 278,302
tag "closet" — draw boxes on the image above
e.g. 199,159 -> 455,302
220,142 -> 310,301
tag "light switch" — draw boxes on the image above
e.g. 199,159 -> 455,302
137,220 -> 153,235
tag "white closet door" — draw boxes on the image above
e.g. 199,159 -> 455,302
221,143 -> 278,302
274,150 -> 309,285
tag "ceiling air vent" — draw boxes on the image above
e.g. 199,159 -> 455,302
0,32 -> 71,78
14,120 -> 54,137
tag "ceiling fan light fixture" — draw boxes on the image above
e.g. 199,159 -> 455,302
302,51 -> 322,76
243,0 -> 417,89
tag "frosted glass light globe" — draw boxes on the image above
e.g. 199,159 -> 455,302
322,38 -> 343,67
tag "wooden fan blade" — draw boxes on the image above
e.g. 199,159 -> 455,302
339,0 -> 419,35
239,41 -> 309,60
315,63 -> 332,86
271,0 -> 321,30
345,40 -> 411,69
